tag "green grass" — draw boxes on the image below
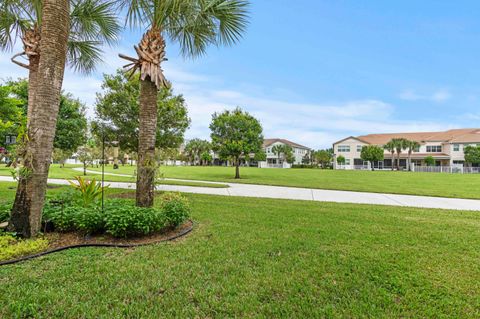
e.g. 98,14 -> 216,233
87,165 -> 480,199
0,182 -> 479,317
0,165 -> 228,188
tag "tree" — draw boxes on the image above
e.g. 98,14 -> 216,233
360,145 -> 384,171
77,145 -> 94,176
119,0 -> 249,207
8,0 -> 71,237
391,138 -> 408,170
315,149 -> 333,168
0,84 -> 23,150
464,145 -> 480,166
210,107 -> 263,179
253,150 -> 266,162
93,70 -> 190,153
200,151 -> 212,166
405,140 -> 420,171
272,144 -> 293,165
302,152 -> 311,165
383,141 -> 396,171
52,148 -> 72,167
336,155 -> 346,166
184,139 -> 210,165
3,0 -> 120,237
424,156 -> 435,167
1,0 -> 120,129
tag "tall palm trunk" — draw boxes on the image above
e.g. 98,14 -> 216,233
136,79 -> 158,207
9,0 -> 70,237
396,151 -> 401,170
121,27 -> 167,208
408,150 -> 412,171
391,151 -> 394,171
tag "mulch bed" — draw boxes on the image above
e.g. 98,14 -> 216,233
0,220 -> 194,266
44,220 -> 193,249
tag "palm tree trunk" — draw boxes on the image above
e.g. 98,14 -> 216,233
397,152 -> 400,170
9,0 -> 70,238
391,152 -> 394,171
26,55 -> 39,128
136,79 -> 158,207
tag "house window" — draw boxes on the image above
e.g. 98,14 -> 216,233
338,145 -> 350,152
453,144 -> 460,152
5,135 -> 16,145
345,159 -> 351,165
357,145 -> 363,152
414,145 -> 420,152
426,145 -> 442,153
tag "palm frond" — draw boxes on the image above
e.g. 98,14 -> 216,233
67,39 -> 103,74
0,0 -> 35,51
70,0 -> 121,46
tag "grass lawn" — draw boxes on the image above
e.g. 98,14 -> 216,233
87,164 -> 480,199
0,165 -> 228,188
0,182 -> 479,317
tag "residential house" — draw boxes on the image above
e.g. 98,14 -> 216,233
259,138 -> 311,168
333,128 -> 480,170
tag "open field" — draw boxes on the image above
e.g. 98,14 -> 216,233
0,182 -> 479,317
86,165 -> 480,199
0,165 -> 229,188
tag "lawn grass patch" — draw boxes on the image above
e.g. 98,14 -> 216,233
0,182 -> 479,317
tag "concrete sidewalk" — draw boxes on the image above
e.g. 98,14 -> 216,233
1,175 -> 480,211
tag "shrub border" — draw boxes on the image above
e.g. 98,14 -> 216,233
0,219 -> 195,267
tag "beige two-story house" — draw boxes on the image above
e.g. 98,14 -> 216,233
333,128 -> 480,170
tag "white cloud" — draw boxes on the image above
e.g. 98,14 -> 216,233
0,50 -> 458,149
399,89 -> 451,102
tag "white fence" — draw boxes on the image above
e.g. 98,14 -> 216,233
413,166 -> 480,174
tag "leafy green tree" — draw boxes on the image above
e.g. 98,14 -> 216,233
424,156 -> 435,167
302,152 -> 311,165
464,145 -> 480,166
336,155 -> 346,166
0,84 -> 23,149
4,79 -> 88,154
184,138 -> 210,165
52,148 -> 72,168
315,149 -> 333,168
200,151 -> 212,166
119,0 -> 249,207
360,145 -> 384,171
93,70 -> 190,153
210,107 -> 263,179
253,150 -> 266,162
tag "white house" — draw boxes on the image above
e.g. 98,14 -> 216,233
259,138 -> 311,168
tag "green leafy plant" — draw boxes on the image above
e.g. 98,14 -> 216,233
0,202 -> 11,223
0,232 -> 49,262
68,176 -> 108,207
160,192 -> 190,227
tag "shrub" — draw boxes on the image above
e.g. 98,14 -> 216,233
0,232 -> 49,261
0,202 -> 11,223
68,176 -> 108,207
43,205 -> 79,232
74,207 -> 105,234
160,192 -> 190,227
104,200 -> 166,238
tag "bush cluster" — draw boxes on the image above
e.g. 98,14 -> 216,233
42,193 -> 190,238
0,202 -> 10,223
0,232 -> 49,262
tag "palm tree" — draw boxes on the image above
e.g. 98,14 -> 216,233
272,144 -> 283,165
405,140 -> 420,171
1,0 -> 120,128
383,141 -> 396,171
2,0 -> 120,237
391,138 -> 407,170
119,0 -> 250,207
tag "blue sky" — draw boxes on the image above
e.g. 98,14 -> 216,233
2,0 -> 480,148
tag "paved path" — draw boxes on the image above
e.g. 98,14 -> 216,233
1,175 -> 480,211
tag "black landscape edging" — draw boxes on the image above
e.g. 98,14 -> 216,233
0,220 -> 195,267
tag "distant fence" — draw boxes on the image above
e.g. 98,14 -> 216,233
413,166 -> 480,174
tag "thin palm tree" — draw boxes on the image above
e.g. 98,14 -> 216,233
383,141 -> 396,171
1,0 -> 120,237
405,140 -> 420,171
119,0 -> 250,207
391,138 -> 407,171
